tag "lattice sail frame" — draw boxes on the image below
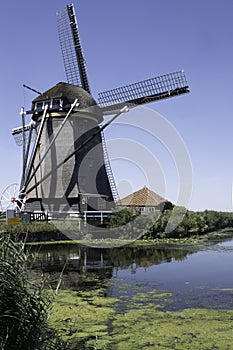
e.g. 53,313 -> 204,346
12,124 -> 35,147
56,4 -> 90,92
98,70 -> 189,110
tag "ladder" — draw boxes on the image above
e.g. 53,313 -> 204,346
101,131 -> 120,203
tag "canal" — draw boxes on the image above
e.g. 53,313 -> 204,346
30,238 -> 233,349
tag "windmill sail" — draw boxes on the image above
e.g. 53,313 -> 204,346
56,4 -> 90,92
12,123 -> 35,147
98,70 -> 189,114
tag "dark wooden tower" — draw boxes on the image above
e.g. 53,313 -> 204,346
23,82 -> 115,214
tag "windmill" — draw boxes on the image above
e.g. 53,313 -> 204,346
2,3 -> 189,223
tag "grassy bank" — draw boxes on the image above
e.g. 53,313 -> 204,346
22,227 -> 233,249
1,207 -> 233,245
1,221 -> 233,248
0,221 -> 68,242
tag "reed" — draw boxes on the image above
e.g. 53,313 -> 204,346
0,235 -> 66,350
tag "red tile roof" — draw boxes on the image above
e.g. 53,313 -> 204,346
118,186 -> 168,207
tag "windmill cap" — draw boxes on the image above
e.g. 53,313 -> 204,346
31,82 -> 103,122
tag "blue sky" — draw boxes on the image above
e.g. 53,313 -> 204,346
0,0 -> 233,211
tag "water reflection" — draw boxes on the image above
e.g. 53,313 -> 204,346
29,242 -> 233,310
31,243 -> 195,274
29,243 -> 195,293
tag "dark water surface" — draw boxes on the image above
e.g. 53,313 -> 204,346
31,239 -> 233,311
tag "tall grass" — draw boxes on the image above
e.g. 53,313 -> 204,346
0,235 -> 67,350
0,221 -> 59,235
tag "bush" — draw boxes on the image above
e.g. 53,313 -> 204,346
142,208 -> 233,240
107,207 -> 139,227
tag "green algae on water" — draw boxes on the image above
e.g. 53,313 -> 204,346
49,287 -> 233,349
49,289 -> 117,345
110,308 -> 233,350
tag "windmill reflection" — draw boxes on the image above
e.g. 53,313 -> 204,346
30,244 -> 196,291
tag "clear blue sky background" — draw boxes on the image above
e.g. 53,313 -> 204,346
0,0 -> 233,211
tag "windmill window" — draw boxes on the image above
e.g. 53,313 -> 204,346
35,102 -> 43,111
34,99 -> 63,112
34,101 -> 50,112
44,101 -> 51,109
52,99 -> 63,110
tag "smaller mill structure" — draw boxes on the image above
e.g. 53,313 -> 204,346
2,3 -> 189,224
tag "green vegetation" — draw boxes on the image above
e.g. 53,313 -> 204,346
50,287 -> 233,349
0,220 -> 68,243
50,289 -> 117,349
110,308 -> 233,350
108,207 -> 233,241
0,220 -> 58,234
154,207 -> 233,238
1,207 -> 233,244
0,236 -> 66,350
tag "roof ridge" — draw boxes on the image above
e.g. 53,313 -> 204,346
119,186 -> 168,207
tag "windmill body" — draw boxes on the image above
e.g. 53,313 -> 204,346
24,82 -> 114,215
